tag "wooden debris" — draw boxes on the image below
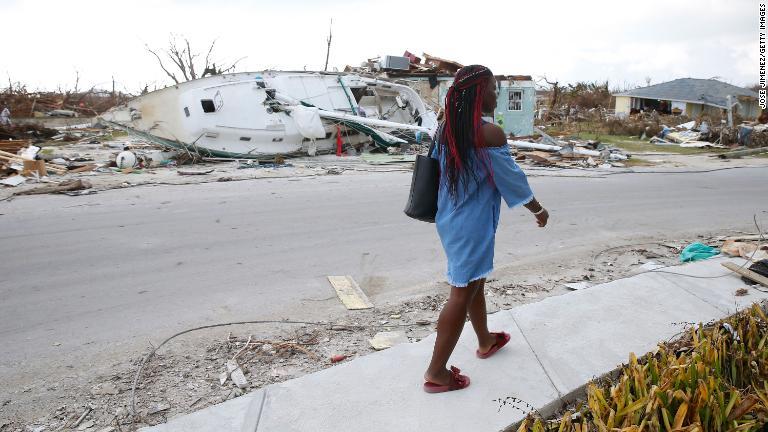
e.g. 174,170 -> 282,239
177,168 -> 214,176
22,160 -> 46,177
722,262 -> 768,289
14,179 -> 91,195
0,149 -> 67,175
70,405 -> 93,428
68,164 -> 97,173
327,275 -> 373,310
0,139 -> 31,154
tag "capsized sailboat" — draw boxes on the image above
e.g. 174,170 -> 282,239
100,71 -> 438,158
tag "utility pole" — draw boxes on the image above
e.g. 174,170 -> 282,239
324,19 -> 333,72
727,94 -> 733,128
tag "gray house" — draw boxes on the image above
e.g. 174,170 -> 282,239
613,78 -> 760,119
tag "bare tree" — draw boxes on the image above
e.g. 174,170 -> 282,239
146,35 -> 246,84
542,76 -> 561,111
644,76 -> 652,87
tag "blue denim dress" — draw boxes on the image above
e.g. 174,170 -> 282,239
430,143 -> 534,287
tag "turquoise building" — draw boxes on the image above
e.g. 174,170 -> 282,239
437,75 -> 535,137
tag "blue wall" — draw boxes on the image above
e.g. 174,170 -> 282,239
437,79 -> 535,137
495,84 -> 535,137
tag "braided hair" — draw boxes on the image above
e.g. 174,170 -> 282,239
440,65 -> 494,198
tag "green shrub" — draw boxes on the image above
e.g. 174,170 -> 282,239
517,304 -> 768,431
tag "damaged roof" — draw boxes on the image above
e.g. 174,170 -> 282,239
613,78 -> 758,109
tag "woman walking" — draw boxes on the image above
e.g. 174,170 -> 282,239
423,65 -> 549,393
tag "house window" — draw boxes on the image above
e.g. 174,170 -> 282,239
201,99 -> 216,113
508,91 -> 522,111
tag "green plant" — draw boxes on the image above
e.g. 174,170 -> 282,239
516,304 -> 768,431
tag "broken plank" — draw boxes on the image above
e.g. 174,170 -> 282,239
721,234 -> 763,242
68,164 -> 97,173
721,262 -> 768,289
327,275 -> 373,310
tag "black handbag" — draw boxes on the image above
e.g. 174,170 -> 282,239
404,138 -> 439,223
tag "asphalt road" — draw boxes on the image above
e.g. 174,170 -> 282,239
1,167 -> 767,389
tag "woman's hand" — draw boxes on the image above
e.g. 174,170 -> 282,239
534,209 -> 549,227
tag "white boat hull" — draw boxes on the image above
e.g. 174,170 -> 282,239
101,71 -> 437,158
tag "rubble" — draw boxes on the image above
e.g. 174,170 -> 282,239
507,128 -> 630,169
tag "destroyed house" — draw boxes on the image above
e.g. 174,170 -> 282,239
612,78 -> 760,119
435,75 -> 535,137
368,53 -> 535,137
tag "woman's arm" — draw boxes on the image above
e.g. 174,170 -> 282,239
524,197 -> 549,228
482,123 -> 549,227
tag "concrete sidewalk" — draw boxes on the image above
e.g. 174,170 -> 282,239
141,257 -> 768,432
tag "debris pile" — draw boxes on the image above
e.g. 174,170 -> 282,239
0,123 -> 199,196
0,87 -> 128,119
509,128 -> 630,169
346,51 -> 463,77
650,120 -> 724,148
720,234 -> 768,262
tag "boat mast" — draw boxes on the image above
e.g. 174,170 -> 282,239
324,18 -> 333,72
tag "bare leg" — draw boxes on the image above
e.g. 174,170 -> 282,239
424,283 -> 479,385
467,278 -> 497,353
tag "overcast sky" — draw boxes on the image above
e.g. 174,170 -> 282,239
1,0 -> 760,93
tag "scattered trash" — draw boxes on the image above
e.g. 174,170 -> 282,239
0,175 -> 26,187
679,242 -> 719,262
721,240 -> 768,261
562,282 -> 592,291
628,261 -> 665,276
115,151 -> 136,169
330,354 -> 347,363
225,360 -> 249,389
147,402 -> 171,415
368,331 -> 408,350
90,382 -> 119,396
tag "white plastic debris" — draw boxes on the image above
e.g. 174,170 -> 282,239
116,151 -> 137,169
20,145 -> 41,160
226,360 -> 249,389
368,331 -> 408,350
0,175 -> 26,187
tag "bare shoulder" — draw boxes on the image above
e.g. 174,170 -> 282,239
480,123 -> 507,147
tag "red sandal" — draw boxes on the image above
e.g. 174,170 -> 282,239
423,366 -> 471,393
476,331 -> 511,359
